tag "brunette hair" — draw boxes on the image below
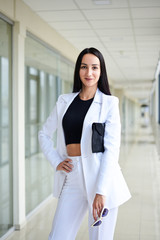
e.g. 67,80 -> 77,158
72,47 -> 111,95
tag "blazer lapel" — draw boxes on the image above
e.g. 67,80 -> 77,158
60,92 -> 79,122
81,88 -> 102,157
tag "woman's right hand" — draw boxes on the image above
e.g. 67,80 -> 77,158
56,158 -> 73,173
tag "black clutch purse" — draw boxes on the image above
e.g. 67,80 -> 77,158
92,122 -> 105,153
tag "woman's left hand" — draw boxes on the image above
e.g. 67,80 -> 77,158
92,194 -> 106,221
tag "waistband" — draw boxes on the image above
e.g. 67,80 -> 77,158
67,155 -> 81,162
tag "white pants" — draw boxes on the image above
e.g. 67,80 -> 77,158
49,156 -> 118,240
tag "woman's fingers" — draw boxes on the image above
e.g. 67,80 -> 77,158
93,207 -> 97,221
92,194 -> 106,220
62,160 -> 73,172
93,204 -> 102,220
64,158 -> 73,171
57,158 -> 73,172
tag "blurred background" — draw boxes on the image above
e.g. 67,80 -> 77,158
0,0 -> 160,239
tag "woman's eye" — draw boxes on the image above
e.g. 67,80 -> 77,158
93,67 -> 98,70
81,66 -> 87,69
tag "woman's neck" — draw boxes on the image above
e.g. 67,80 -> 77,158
79,86 -> 97,100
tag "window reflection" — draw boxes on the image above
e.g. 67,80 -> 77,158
0,18 -> 12,238
30,79 -> 38,122
1,58 -> 9,126
25,34 -> 74,215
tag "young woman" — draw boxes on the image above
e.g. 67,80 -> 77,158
38,48 -> 131,240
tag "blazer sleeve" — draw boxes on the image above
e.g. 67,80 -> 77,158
95,97 -> 121,196
38,97 -> 62,170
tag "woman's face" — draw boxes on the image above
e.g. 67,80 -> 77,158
79,53 -> 101,90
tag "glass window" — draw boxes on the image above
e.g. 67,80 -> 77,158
60,60 -> 73,93
30,79 -> 38,122
25,34 -> 74,215
25,35 -> 57,214
0,18 -> 13,237
159,74 -> 160,124
39,71 -> 46,122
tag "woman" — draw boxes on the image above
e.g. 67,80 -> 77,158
38,47 -> 131,240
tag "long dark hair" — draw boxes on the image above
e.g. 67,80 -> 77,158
72,47 -> 111,95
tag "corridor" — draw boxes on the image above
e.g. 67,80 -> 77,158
1,1 -> 160,239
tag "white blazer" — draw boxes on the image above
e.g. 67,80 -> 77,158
38,88 -> 131,209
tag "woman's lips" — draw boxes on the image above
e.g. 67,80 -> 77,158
85,78 -> 93,81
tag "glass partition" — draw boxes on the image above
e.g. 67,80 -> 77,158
25,34 -> 74,214
0,18 -> 13,237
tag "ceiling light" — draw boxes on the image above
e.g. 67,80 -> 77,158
93,0 -> 111,5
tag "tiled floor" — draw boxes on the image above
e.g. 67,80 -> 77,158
7,123 -> 160,240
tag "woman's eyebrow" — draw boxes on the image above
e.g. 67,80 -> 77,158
81,63 -> 99,66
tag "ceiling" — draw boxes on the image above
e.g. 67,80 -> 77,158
22,0 -> 160,102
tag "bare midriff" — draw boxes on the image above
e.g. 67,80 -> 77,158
66,143 -> 81,156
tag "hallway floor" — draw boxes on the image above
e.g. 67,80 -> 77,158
7,124 -> 160,240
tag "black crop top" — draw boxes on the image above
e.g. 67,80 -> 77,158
62,94 -> 94,145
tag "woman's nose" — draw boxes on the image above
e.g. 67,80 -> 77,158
86,67 -> 92,76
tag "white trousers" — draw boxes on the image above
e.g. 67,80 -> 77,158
49,156 -> 118,240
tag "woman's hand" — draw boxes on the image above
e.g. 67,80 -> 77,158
92,194 -> 106,221
56,158 -> 73,173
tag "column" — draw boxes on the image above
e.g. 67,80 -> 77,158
12,21 -> 26,230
